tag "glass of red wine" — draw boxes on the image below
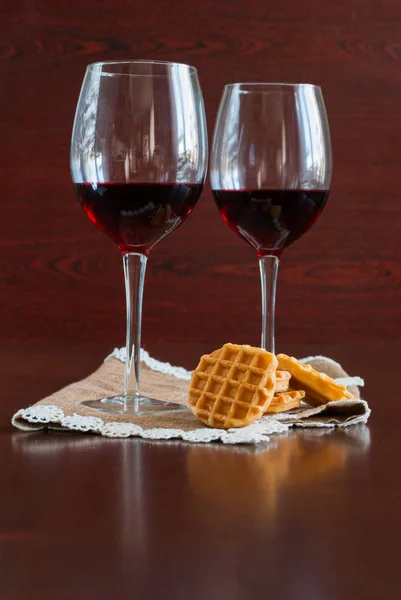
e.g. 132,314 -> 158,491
71,61 -> 208,414
211,83 -> 332,353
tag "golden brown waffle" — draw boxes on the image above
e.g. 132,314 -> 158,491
277,354 -> 355,406
275,371 -> 291,393
266,390 -> 305,414
189,343 -> 277,429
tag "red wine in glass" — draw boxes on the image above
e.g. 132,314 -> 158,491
210,83 -> 332,352
70,60 -> 208,415
213,189 -> 329,258
75,182 -> 203,254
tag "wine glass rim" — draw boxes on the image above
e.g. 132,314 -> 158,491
87,60 -> 198,72
224,82 -> 322,90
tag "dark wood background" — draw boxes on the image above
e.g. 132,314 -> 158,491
1,0 -> 400,354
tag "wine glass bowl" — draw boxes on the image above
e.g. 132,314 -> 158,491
73,181 -> 203,256
211,83 -> 332,352
71,60 -> 208,413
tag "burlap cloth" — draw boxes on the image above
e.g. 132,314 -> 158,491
12,350 -> 370,444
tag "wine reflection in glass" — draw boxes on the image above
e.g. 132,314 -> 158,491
211,83 -> 332,352
70,61 -> 208,414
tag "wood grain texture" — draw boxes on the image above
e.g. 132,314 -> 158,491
1,341 -> 401,599
1,0 -> 400,345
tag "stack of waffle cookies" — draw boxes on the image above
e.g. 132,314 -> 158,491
189,343 -> 355,429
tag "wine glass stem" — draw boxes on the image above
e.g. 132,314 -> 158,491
259,255 -> 279,353
122,252 -> 148,399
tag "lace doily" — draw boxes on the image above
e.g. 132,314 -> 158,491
106,347 -> 192,381
11,349 -> 366,445
12,405 -> 289,444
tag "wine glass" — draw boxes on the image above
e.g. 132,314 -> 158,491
71,60 -> 208,414
210,83 -> 332,353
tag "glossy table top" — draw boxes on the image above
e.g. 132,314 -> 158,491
1,341 -> 400,599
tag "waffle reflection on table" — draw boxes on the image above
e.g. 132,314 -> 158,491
186,427 -> 370,518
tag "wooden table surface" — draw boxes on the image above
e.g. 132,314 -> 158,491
1,341 -> 400,599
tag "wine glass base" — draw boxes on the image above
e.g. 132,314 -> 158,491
79,395 -> 188,415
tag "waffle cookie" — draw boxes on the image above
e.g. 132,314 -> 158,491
189,343 -> 277,429
277,354 -> 355,406
266,390 -> 305,414
275,371 -> 291,393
